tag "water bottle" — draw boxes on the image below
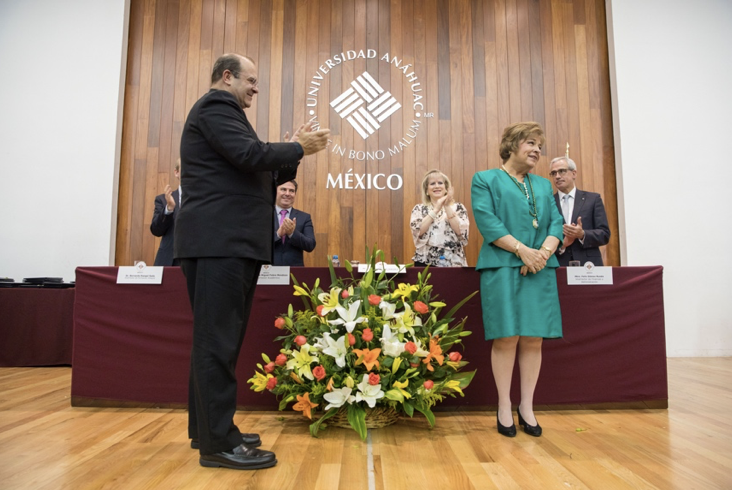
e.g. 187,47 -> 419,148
332,255 -> 340,267
438,255 -> 448,267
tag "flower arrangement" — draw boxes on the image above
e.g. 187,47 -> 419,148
248,248 -> 477,440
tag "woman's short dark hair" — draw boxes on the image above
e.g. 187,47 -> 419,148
499,122 -> 545,163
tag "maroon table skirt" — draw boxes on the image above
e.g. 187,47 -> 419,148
70,266 -> 667,409
0,287 -> 75,367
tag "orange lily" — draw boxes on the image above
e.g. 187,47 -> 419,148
293,392 -> 319,419
352,347 -> 382,372
326,377 -> 335,392
422,337 -> 444,372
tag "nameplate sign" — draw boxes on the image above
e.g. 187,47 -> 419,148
258,265 -> 291,285
566,263 -> 613,285
357,263 -> 407,274
117,262 -> 163,284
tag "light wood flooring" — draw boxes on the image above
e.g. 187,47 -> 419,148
1,358 -> 731,489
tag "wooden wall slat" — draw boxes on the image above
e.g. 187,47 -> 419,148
117,0 -> 620,267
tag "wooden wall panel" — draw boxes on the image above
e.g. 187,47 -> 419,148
116,0 -> 620,267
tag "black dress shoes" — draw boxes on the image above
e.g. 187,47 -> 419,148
199,444 -> 277,470
496,414 -> 517,437
191,432 -> 262,449
517,407 -> 542,437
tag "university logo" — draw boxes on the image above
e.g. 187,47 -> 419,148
330,71 -> 402,140
306,49 -> 431,190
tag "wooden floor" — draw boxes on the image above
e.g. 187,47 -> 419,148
1,358 -> 731,489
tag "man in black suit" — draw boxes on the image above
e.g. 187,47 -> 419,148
550,156 -> 611,266
175,53 -> 329,470
273,180 -> 316,266
150,161 -> 181,266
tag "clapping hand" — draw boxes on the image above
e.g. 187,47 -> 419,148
563,216 -> 584,246
164,185 -> 175,212
291,122 -> 330,155
278,217 -> 296,239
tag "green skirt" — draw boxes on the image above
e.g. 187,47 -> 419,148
479,266 -> 563,340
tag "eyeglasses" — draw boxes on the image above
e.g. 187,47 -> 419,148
549,168 -> 570,177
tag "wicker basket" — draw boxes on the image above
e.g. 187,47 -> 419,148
328,406 -> 399,429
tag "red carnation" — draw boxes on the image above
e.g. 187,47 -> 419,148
423,380 -> 434,390
266,377 -> 277,390
413,301 -> 429,315
368,373 -> 381,386
264,362 -> 275,373
313,365 -> 326,381
368,294 -> 382,306
274,317 -> 286,329
316,305 -> 325,316
362,328 -> 374,342
448,352 -> 462,362
347,333 -> 356,346
295,335 -> 307,346
341,290 -> 350,299
275,353 -> 287,366
404,342 -> 417,355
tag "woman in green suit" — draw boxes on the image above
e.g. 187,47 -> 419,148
471,122 -> 563,437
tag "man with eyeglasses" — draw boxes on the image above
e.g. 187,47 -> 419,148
549,157 -> 610,266
175,53 -> 330,470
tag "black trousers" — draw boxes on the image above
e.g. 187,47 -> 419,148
180,257 -> 262,455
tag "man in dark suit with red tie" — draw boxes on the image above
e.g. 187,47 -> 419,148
175,53 -> 329,470
273,180 -> 316,266
150,160 -> 181,266
549,156 -> 611,266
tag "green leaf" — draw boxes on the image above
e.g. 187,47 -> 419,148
347,404 -> 368,441
385,389 -> 405,403
309,408 -> 339,438
414,405 -> 436,428
345,260 -> 353,273
403,401 -> 414,417
442,290 -> 479,321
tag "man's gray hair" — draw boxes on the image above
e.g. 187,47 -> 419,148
550,156 -> 577,171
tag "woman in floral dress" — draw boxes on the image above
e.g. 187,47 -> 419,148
410,169 -> 469,267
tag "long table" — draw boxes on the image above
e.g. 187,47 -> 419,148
70,266 -> 667,409
0,287 -> 75,366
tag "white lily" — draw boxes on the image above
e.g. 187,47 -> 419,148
379,301 -> 397,320
321,333 -> 349,367
285,343 -> 319,380
410,336 -> 430,358
328,300 -> 367,333
323,387 -> 356,410
381,324 -> 405,357
393,303 -> 422,337
355,374 -> 385,408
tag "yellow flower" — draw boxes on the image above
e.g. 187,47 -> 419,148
293,392 -> 319,419
391,283 -> 419,301
393,379 -> 412,399
444,380 -> 464,395
353,347 -> 381,372
248,371 -> 273,392
317,287 -> 342,315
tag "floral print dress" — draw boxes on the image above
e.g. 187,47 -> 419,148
410,203 -> 469,266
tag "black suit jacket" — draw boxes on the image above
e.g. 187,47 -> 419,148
150,189 -> 179,266
273,208 -> 316,266
174,89 -> 302,262
554,189 -> 611,266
